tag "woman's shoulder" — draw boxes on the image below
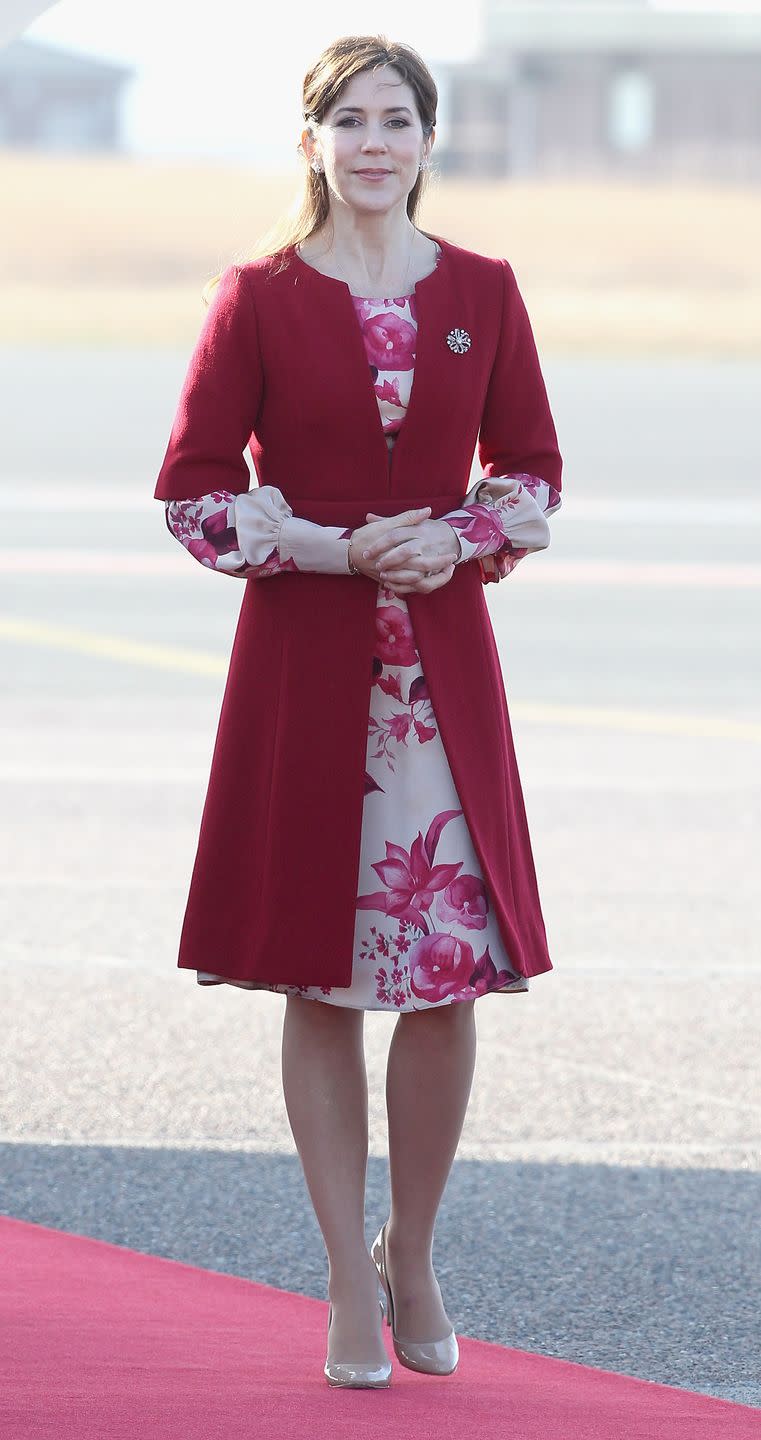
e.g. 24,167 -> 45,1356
428,234 -> 514,290
236,247 -> 298,285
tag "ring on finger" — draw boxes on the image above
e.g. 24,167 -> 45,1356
414,548 -> 434,580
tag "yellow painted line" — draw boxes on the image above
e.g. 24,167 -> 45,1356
1,617 -> 759,743
0,618 -> 226,676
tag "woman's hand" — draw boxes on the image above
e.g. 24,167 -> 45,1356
357,511 -> 461,594
347,507 -> 432,583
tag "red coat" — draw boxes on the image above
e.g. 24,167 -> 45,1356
154,233 -> 563,988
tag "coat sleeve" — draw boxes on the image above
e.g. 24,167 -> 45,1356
440,257 -> 563,584
154,264 -> 355,576
153,264 -> 263,502
478,257 -> 563,494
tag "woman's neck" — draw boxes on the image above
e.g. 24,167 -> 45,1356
296,227 -> 439,298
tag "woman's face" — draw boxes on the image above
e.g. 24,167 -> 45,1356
305,64 -> 433,215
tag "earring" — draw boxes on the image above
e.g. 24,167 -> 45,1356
310,158 -> 323,174
418,157 -> 431,171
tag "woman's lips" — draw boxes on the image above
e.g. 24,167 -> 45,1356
355,170 -> 391,181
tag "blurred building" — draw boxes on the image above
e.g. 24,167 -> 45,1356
0,37 -> 134,151
435,1 -> 761,179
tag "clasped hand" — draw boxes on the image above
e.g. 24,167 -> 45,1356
348,506 -> 460,594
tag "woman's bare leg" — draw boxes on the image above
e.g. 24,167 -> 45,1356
281,993 -> 387,1364
384,998 -> 477,1341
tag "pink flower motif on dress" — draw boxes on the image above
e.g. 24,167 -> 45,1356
409,934 -> 518,1004
356,814 -> 522,1008
467,946 -> 519,998
165,491 -> 299,578
519,474 -> 562,513
374,603 -> 419,667
356,310 -> 417,369
368,671 -> 437,773
375,960 -> 413,1007
408,932 -> 477,1003
445,498 -> 523,559
435,874 -> 488,930
374,376 -> 403,407
359,922 -> 417,1005
439,473 -> 560,585
356,809 -> 463,932
184,504 -> 237,564
388,713 -> 412,743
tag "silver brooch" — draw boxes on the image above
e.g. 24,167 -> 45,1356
446,327 -> 472,354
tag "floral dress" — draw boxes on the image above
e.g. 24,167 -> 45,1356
163,243 -> 561,1010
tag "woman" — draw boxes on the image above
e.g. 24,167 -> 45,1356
154,34 -> 562,1389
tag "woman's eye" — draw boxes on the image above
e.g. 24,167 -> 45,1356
337,118 -> 409,127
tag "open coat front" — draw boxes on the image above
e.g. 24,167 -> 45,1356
154,233 -> 563,989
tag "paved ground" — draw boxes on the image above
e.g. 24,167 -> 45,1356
1,350 -> 759,1409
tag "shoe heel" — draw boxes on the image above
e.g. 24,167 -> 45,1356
371,1226 -> 393,1328
370,1220 -> 460,1377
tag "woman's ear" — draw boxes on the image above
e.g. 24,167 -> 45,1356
299,127 -> 317,166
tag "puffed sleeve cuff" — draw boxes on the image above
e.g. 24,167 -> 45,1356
441,475 -> 553,574
474,476 -> 553,549
234,487 -> 353,574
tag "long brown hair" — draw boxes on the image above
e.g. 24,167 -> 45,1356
201,34 -> 438,307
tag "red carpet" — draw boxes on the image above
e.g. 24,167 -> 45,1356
1,1215 -> 756,1438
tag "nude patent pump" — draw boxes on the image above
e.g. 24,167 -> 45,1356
371,1220 -> 459,1376
324,1294 -> 392,1387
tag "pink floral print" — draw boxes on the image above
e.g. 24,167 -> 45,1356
367,667 -> 437,778
351,808 -> 520,1006
437,873 -> 489,929
447,489 -> 529,555
356,808 -> 465,930
442,474 -> 562,583
373,600 -> 419,667
409,933 -> 515,1005
366,589 -> 439,777
165,490 -> 295,578
357,307 -> 417,371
